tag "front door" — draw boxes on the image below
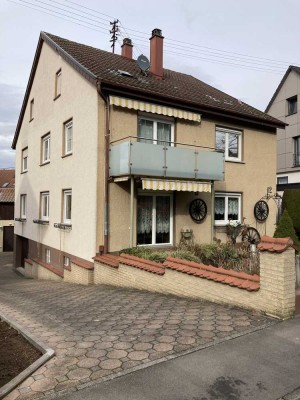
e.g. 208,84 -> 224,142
137,193 -> 173,246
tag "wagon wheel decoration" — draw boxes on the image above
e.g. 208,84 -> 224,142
189,199 -> 207,222
242,227 -> 261,245
254,200 -> 269,222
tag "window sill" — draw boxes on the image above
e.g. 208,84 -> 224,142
40,161 -> 50,166
29,118 -> 34,123
21,170 -> 28,174
15,218 -> 26,222
61,152 -> 73,159
286,112 -> 297,117
53,94 -> 61,101
54,223 -> 72,230
33,219 -> 49,225
225,159 -> 245,164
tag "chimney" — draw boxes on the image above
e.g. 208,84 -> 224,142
150,28 -> 164,79
121,38 -> 133,59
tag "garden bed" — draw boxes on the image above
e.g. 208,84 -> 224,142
121,242 -> 260,275
0,320 -> 41,388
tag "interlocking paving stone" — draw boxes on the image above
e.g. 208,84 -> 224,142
0,255 -> 274,400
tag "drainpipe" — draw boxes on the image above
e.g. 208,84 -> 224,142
98,83 -> 110,254
130,176 -> 134,248
211,181 -> 215,243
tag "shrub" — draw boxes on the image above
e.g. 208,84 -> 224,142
274,209 -> 300,252
282,189 -> 300,237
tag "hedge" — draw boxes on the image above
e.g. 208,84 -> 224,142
282,189 -> 300,236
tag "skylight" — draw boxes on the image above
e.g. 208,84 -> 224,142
2,182 -> 9,188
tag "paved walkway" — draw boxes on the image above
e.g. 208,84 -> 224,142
0,254 -> 274,400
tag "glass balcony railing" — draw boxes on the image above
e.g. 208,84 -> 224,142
109,137 -> 224,181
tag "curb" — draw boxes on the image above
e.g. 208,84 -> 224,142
0,313 -> 55,400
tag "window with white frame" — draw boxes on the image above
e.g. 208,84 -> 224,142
30,99 -> 34,121
45,248 -> 51,264
55,69 -> 61,97
41,134 -> 50,164
22,147 -> 28,172
64,120 -> 73,155
20,194 -> 27,219
137,193 -> 173,245
216,127 -> 242,161
63,190 -> 72,224
215,193 -> 241,225
287,96 -> 297,116
41,192 -> 49,221
138,117 -> 174,146
63,256 -> 70,267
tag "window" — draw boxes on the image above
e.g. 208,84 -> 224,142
22,147 -> 28,172
63,190 -> 72,224
41,192 -> 49,221
45,248 -> 51,264
41,134 -> 50,164
287,96 -> 297,116
138,117 -> 174,146
55,69 -> 61,97
215,193 -> 241,225
277,176 -> 288,185
63,256 -> 70,267
294,137 -> 300,167
64,120 -> 73,155
20,194 -> 27,219
137,193 -> 173,245
30,99 -> 34,121
216,127 -> 242,161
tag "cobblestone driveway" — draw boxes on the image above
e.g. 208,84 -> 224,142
0,254 -> 274,400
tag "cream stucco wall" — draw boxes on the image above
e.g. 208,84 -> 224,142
108,108 -> 277,250
15,41 -> 100,263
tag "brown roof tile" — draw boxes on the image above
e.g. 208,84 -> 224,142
0,188 -> 15,203
43,33 -> 285,128
93,254 -> 119,268
119,254 -> 165,275
71,257 -> 94,270
163,257 -> 260,291
257,235 -> 294,253
0,169 -> 15,189
32,258 -> 64,278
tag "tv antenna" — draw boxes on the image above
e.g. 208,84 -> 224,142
110,19 -> 119,54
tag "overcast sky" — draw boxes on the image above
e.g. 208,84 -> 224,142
1,0 -> 300,168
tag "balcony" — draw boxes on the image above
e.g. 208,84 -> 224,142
294,153 -> 300,167
109,137 -> 224,181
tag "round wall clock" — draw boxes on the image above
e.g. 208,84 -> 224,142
254,200 -> 269,222
189,199 -> 207,222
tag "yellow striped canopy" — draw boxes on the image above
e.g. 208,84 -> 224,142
142,179 -> 211,192
109,95 -> 201,123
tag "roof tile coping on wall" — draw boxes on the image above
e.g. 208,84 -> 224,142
24,258 -> 33,265
163,257 -> 260,292
258,235 -> 294,253
32,258 -> 64,278
93,254 -> 120,268
71,257 -> 94,270
119,253 -> 165,275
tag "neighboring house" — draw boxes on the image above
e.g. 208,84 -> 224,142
12,30 -> 284,271
266,66 -> 300,193
0,169 -> 15,252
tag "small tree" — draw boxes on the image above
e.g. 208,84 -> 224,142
274,209 -> 299,252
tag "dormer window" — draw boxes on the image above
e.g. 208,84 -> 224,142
287,96 -> 297,116
55,69 -> 61,98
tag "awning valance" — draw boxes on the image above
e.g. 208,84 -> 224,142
142,179 -> 211,193
109,95 -> 201,123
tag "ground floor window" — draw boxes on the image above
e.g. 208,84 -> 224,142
215,193 -> 241,225
137,193 -> 173,245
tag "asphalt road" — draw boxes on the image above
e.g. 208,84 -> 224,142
59,316 -> 300,400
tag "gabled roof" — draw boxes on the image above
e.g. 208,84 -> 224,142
0,169 -> 15,188
265,65 -> 300,113
12,32 -> 285,149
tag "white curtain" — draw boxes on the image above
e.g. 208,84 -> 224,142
137,196 -> 152,234
228,198 -> 238,219
156,196 -> 170,234
215,197 -> 225,220
138,119 -> 153,143
157,122 -> 171,146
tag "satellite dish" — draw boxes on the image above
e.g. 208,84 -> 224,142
137,54 -> 150,72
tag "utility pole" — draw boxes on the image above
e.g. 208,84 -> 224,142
110,19 -> 119,54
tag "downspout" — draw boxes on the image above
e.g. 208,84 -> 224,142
211,181 -> 215,243
98,82 -> 110,254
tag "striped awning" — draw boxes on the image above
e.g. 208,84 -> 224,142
142,179 -> 211,193
109,95 -> 201,123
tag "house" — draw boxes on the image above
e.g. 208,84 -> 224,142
266,66 -> 300,193
12,29 -> 285,272
0,169 -> 15,252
